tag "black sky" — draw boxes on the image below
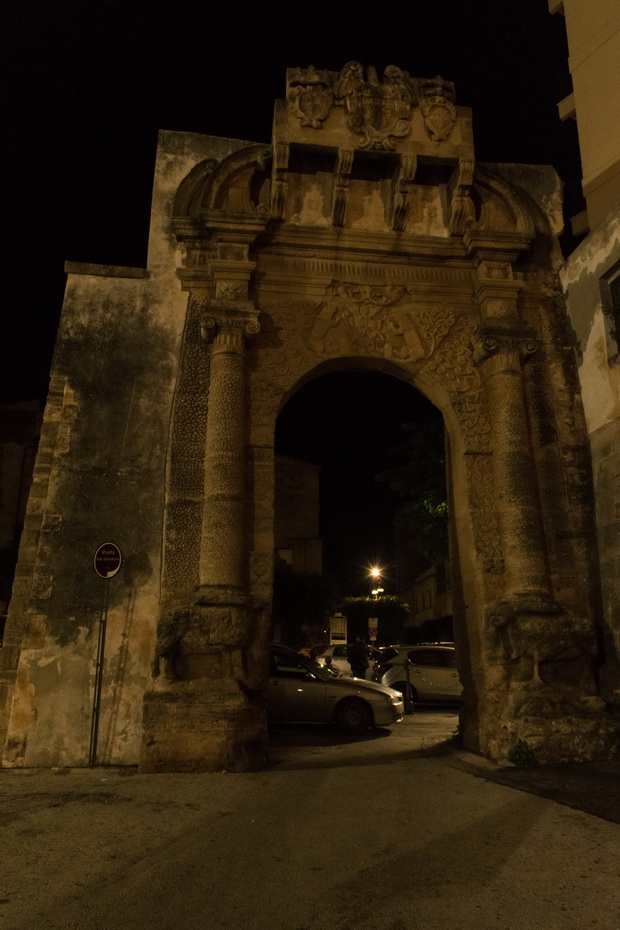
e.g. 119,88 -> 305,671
2,0 -> 581,593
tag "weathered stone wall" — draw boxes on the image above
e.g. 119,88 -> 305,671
0,131 -> 253,767
561,203 -> 620,703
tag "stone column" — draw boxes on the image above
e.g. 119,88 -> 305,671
465,237 -> 619,763
197,306 -> 260,597
474,323 -> 550,600
467,237 -> 551,602
140,291 -> 267,774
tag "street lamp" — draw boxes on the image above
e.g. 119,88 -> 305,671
369,567 -> 384,596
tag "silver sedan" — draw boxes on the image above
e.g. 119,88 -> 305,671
268,645 -> 404,735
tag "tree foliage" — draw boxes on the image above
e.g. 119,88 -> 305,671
376,417 -> 449,566
272,561 -> 339,648
339,595 -> 411,645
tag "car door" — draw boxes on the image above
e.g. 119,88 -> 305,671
267,651 -> 328,722
331,644 -> 353,675
407,648 -> 461,701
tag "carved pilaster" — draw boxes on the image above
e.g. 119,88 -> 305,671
473,320 -> 549,600
448,158 -> 475,235
270,142 -> 290,221
331,148 -> 354,227
391,155 -> 417,231
464,230 -> 531,319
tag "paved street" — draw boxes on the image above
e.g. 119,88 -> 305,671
1,711 -> 619,930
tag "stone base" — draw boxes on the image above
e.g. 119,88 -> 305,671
139,687 -> 267,773
481,690 -> 620,763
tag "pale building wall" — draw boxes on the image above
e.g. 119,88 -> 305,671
560,204 -> 620,699
553,1 -> 620,228
551,0 -> 620,700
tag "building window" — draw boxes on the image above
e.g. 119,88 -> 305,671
601,262 -> 620,355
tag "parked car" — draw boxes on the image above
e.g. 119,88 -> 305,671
371,643 -> 462,704
268,644 -> 404,735
315,643 -> 384,677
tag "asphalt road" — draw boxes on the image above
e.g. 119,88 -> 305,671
1,710 -> 619,930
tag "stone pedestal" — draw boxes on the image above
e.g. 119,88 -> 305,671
140,689 -> 266,773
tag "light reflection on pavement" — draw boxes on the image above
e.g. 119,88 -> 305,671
267,707 -> 460,769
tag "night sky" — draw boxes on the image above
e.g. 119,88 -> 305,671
3,0 -> 580,594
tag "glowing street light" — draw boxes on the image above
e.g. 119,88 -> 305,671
369,566 -> 384,599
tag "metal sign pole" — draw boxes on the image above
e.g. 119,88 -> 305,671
89,542 -> 122,768
404,658 -> 414,715
89,578 -> 109,767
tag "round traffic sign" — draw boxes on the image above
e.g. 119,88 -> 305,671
93,542 -> 122,579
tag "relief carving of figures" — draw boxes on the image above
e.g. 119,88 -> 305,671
286,66 -> 335,128
334,62 -> 416,150
420,75 -> 457,142
305,287 -> 466,367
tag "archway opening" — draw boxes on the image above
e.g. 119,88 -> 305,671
273,367 -> 452,650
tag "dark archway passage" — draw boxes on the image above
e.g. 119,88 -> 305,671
275,370 -> 439,598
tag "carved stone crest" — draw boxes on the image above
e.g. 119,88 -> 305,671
420,75 -> 457,142
334,62 -> 416,150
287,66 -> 334,128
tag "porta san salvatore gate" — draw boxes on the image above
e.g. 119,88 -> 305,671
1,65 -> 618,771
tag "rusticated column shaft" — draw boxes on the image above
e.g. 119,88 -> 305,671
475,329 -> 550,599
197,311 -> 259,596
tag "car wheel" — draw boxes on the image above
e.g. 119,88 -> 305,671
335,698 -> 373,735
393,682 -> 418,703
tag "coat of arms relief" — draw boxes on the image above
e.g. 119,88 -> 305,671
286,63 -> 457,149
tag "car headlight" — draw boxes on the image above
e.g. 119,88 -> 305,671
389,694 -> 402,704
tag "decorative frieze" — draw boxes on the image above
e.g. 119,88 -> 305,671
465,452 -> 504,573
257,254 -> 474,290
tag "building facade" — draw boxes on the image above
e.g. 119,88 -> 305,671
1,63 -> 618,771
551,0 -> 620,703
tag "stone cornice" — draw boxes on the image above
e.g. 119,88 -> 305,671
254,253 -> 474,296
259,222 -> 468,259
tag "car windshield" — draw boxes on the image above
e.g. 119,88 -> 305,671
272,650 -> 340,682
300,654 -> 342,680
380,648 -> 400,662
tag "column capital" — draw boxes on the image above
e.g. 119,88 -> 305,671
194,298 -> 260,345
473,318 -> 538,368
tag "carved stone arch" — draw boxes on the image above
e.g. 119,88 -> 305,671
173,158 -> 219,217
470,164 -> 537,238
205,144 -> 273,218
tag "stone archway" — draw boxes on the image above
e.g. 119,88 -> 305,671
138,64 -> 619,772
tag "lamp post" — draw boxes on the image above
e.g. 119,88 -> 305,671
369,567 -> 383,646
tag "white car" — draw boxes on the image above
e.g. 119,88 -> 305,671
315,643 -> 383,678
371,643 -> 462,704
268,645 -> 404,735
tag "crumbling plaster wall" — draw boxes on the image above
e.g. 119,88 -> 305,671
561,202 -> 620,700
1,131 -> 253,767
